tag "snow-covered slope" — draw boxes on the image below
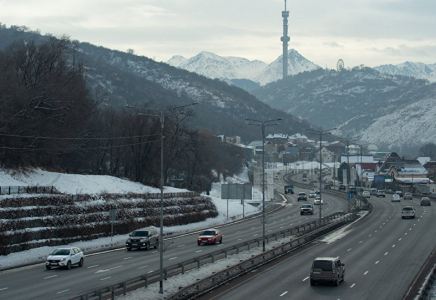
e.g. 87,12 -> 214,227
253,49 -> 321,85
167,51 -> 267,81
360,96 -> 436,147
166,49 -> 319,85
374,61 -> 436,82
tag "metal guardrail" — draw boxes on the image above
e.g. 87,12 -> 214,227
72,211 -> 346,300
0,186 -> 60,195
169,213 -> 359,300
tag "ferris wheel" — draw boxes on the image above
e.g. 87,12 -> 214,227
337,59 -> 344,71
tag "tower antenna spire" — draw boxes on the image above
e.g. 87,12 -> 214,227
281,0 -> 290,79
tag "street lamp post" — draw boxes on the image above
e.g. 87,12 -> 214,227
246,117 -> 281,252
126,102 -> 197,294
307,127 -> 336,227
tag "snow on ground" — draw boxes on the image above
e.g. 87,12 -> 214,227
0,168 -> 260,270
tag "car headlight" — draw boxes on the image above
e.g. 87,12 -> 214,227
59,258 -> 65,262
127,238 -> 131,242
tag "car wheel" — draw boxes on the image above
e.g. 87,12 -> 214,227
46,266 -> 51,270
198,243 -> 201,246
79,258 -> 84,267
154,240 -> 159,249
145,242 -> 150,251
214,239 -> 217,245
335,277 -> 340,286
342,272 -> 345,281
66,261 -> 71,270
310,280 -> 315,286
126,247 -> 132,251
219,238 -> 223,244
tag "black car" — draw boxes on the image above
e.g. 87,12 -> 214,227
339,185 -> 346,191
297,192 -> 307,201
126,227 -> 159,251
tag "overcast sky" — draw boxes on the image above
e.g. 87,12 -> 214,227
1,0 -> 435,68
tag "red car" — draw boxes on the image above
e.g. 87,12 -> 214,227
197,228 -> 223,245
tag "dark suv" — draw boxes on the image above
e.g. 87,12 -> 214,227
310,257 -> 345,286
125,227 -> 159,251
297,192 -> 307,201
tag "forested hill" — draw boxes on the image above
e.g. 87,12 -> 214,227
0,25 -> 317,143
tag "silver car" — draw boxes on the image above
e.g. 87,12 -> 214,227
420,197 -> 431,206
391,194 -> 401,202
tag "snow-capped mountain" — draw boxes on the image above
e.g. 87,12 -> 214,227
167,49 -> 320,86
167,51 -> 267,81
374,61 -> 436,82
253,49 -> 321,85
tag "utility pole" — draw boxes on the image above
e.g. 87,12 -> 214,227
247,117 -> 281,252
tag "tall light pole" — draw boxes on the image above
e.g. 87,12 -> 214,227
126,102 -> 197,294
307,127 -> 336,226
246,117 -> 281,252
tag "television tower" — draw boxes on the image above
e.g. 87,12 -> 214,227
281,0 -> 290,79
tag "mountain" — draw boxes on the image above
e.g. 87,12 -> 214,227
374,61 -> 436,82
167,49 -> 320,86
252,66 -> 436,149
253,49 -> 321,85
168,51 -> 267,81
0,25 -> 318,143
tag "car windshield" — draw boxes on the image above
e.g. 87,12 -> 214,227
201,231 -> 215,235
132,231 -> 149,237
302,205 -> 311,208
52,249 -> 70,255
403,207 -> 413,211
299,193 -> 305,196
313,260 -> 333,271
422,197 -> 430,200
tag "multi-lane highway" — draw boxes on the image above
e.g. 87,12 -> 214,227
199,196 -> 436,300
0,184 -> 348,299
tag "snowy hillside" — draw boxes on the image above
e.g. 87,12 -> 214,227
167,51 -> 267,81
375,61 -> 436,82
166,49 -> 319,86
253,49 -> 321,85
360,96 -> 436,147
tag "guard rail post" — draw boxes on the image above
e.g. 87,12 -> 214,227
111,286 -> 115,300
195,258 -> 200,268
142,275 -> 148,287
122,282 -> 127,295
179,263 -> 185,274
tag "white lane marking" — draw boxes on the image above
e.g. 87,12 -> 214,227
218,244 -> 224,247
414,224 -> 416,226
359,241 -> 363,244
405,233 -> 408,235
44,275 -> 58,279
280,227 -> 283,229
268,230 -> 272,232
250,227 -> 256,229
57,289 -> 70,294
177,244 -> 185,248
280,291 -> 288,297
409,228 -> 412,231
253,234 -> 259,237
195,250 -> 202,253
100,277 -> 111,281
123,257 -> 133,260
375,261 -> 379,264
87,265 -> 99,269
399,238 -> 402,241
384,252 -> 388,256
0,287 -> 8,291
350,283 -> 356,288
95,265 -> 123,273
375,230 -> 378,233
364,271 -> 368,275
169,257 -> 178,261
302,277 -> 309,281
392,245 -> 396,248
137,265 -> 148,269
347,248 -> 352,252
147,270 -> 153,274
290,224 -> 293,226
369,234 -> 372,237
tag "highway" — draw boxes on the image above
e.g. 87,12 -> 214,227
199,196 -> 436,300
0,183 -> 348,299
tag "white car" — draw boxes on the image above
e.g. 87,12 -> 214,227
391,194 -> 401,202
309,191 -> 316,198
46,247 -> 84,270
314,197 -> 323,205
362,191 -> 370,198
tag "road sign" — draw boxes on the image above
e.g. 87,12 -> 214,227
347,194 -> 354,199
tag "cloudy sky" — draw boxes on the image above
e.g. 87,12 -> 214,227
1,0 -> 435,68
